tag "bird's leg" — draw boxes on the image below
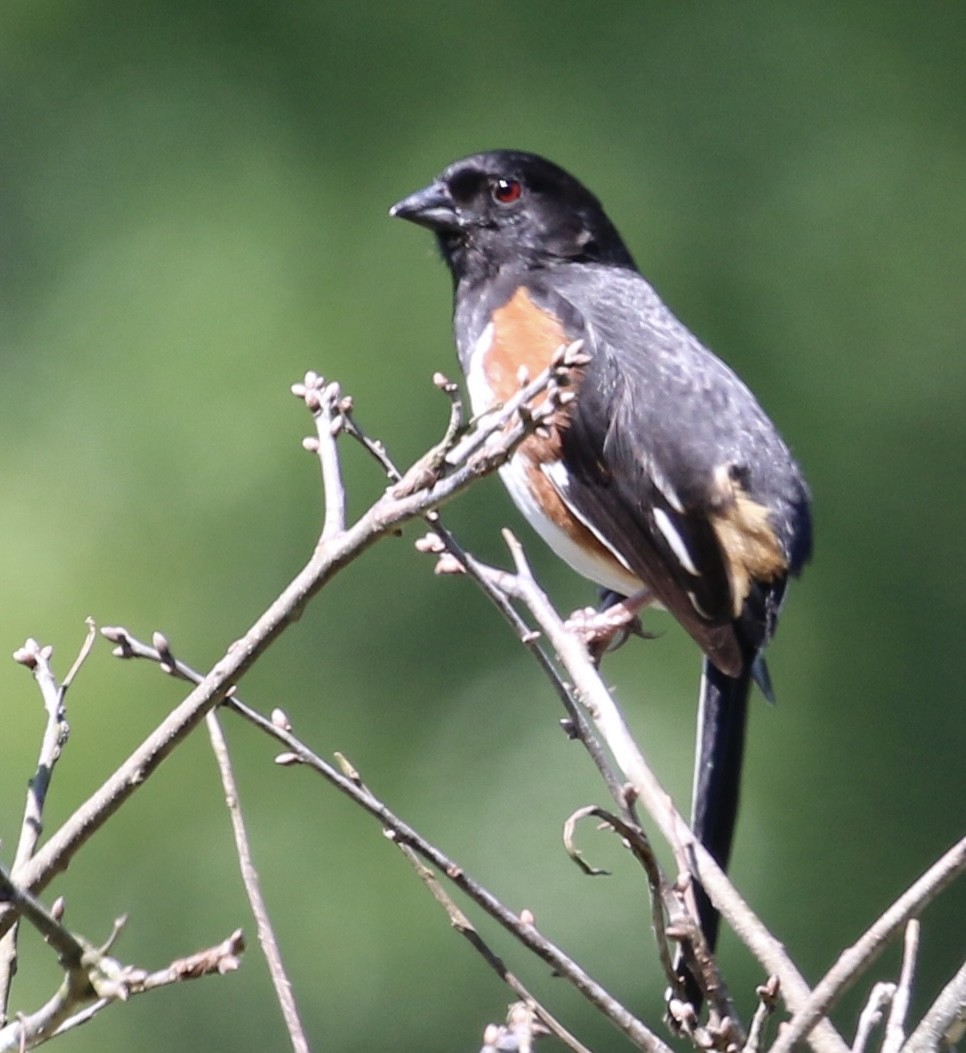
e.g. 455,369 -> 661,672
565,588 -> 655,664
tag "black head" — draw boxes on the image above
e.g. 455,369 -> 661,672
390,150 -> 636,285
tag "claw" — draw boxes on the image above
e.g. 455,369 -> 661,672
564,592 -> 652,663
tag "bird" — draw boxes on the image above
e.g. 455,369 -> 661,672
390,150 -> 812,978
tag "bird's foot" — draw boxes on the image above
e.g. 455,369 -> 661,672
564,590 -> 652,663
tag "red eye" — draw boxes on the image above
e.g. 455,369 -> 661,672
492,177 -> 523,204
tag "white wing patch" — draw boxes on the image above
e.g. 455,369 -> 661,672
648,461 -> 685,514
653,507 -> 700,577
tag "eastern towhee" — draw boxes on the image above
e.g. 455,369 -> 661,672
391,150 -> 812,968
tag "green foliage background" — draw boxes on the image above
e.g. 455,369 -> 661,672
2,3 -> 964,1050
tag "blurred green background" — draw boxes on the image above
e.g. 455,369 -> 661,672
2,2 -> 964,1050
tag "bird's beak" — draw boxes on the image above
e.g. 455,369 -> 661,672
389,181 -> 461,232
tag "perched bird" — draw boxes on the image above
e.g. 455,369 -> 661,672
391,150 -> 811,966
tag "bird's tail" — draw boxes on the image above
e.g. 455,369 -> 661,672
689,655 -> 752,954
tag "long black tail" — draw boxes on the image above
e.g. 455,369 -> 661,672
689,655 -> 752,954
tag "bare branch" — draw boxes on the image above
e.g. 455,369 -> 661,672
853,984 -> 895,1053
0,866 -> 90,968
902,959 -> 966,1053
1,631 -> 87,1024
563,805 -> 680,996
48,930 -> 242,1040
4,373 -> 956,1053
112,630 -> 313,1053
205,709 -> 310,1053
770,836 -> 966,1053
388,372 -> 465,497
1,862 -> 235,1051
441,340 -> 587,471
61,619 -> 98,692
126,928 -> 244,988
744,977 -> 780,1053
399,846 -> 592,1053
849,923 -> 921,1053
882,921 -> 920,1053
293,371 -> 348,540
8,639 -> 71,871
0,918 -> 243,1053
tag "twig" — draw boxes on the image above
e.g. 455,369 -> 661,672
852,984 -> 895,1053
295,372 -> 348,540
563,805 -> 679,995
482,1002 -> 552,1053
882,920 -> 919,1053
429,534 -> 635,813
0,866 -> 90,969
344,388 -> 678,1015
148,629 -> 309,1053
1,628 -> 93,1024
404,847 -> 589,1053
292,744 -> 670,1052
2,759 -> 240,1049
61,619 -> 98,692
441,339 -> 588,467
51,928 -> 242,1035
902,958 -> 966,1053
850,922 -> 920,1053
204,709 -> 310,1053
346,380 -> 842,1050
769,836 -> 966,1053
744,977 -> 780,1053
8,637 -> 77,871
49,929 -> 242,1039
0,901 -> 243,1053
387,372 -> 465,497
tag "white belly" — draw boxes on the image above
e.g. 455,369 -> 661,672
498,456 -> 644,597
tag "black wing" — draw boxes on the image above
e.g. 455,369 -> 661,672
526,266 -> 810,673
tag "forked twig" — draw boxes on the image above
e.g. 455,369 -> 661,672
1,624 -> 97,1023
0,866 -> 242,1052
